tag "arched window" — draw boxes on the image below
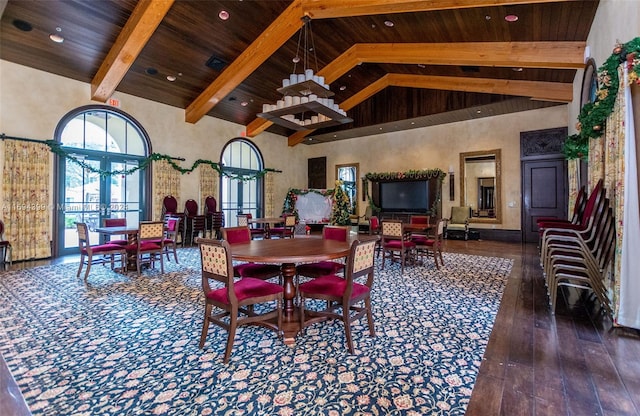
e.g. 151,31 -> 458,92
54,105 -> 151,255
220,139 -> 265,226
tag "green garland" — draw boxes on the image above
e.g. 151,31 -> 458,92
45,140 -> 278,181
564,37 -> 640,160
363,168 -> 446,216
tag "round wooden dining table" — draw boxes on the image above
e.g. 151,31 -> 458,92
230,235 -> 355,344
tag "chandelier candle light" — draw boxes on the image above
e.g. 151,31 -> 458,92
257,16 -> 352,130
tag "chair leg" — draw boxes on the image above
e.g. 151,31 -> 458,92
84,254 -> 92,279
77,253 -> 85,277
199,304 -> 211,349
299,298 -> 306,330
173,246 -> 179,263
342,305 -> 354,354
224,311 -> 238,364
365,298 -> 375,337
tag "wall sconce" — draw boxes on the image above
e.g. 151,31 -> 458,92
449,165 -> 455,201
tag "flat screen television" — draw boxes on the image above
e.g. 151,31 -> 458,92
379,180 -> 429,212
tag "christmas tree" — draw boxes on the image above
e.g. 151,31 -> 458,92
331,180 -> 352,226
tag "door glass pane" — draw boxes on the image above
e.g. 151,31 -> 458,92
109,161 -> 140,226
64,159 -> 101,248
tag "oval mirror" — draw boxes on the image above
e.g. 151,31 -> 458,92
459,149 -> 501,224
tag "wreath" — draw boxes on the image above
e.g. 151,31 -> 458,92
564,37 -> 640,160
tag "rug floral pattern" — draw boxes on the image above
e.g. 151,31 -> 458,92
0,248 -> 512,415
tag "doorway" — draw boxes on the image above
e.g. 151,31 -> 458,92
520,127 -> 569,244
54,106 -> 150,256
219,139 -> 265,227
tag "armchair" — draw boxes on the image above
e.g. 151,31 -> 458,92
444,206 -> 471,240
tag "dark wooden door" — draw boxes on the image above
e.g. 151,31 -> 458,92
522,158 -> 567,244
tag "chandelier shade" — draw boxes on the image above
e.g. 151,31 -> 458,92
257,16 -> 352,131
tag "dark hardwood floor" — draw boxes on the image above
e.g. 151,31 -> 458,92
1,240 -> 639,415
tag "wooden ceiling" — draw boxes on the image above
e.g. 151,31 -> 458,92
0,0 -> 599,145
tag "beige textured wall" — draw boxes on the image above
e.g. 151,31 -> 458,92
0,60 -> 302,216
300,106 -> 567,230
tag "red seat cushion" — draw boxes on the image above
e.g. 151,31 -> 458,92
384,240 -> 415,249
107,239 -> 129,246
83,243 -> 124,254
206,277 -> 283,304
234,263 -> 281,278
411,236 -> 435,246
297,261 -> 345,277
125,242 -> 162,252
299,274 -> 369,299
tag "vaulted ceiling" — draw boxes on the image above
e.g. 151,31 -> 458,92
0,0 -> 599,145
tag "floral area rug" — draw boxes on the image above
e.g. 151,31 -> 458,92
0,248 -> 512,415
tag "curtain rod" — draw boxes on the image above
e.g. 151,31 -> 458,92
1,133 -> 186,162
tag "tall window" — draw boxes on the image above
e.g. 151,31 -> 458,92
220,139 -> 264,226
54,105 -> 150,256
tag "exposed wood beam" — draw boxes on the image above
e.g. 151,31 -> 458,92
185,2 -> 303,123
388,74 -> 573,102
250,41 -> 584,139
189,0 -> 566,124
286,72 -> 572,146
302,0 -> 565,19
91,0 -> 174,102
353,42 -> 586,69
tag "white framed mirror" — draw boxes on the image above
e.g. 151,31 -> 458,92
335,163 -> 359,216
460,149 -> 501,224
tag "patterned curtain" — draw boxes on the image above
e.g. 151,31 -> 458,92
608,67 -> 640,329
265,171 -> 275,217
1,140 -> 51,261
199,165 -> 218,210
567,159 -> 580,220
152,160 -> 181,220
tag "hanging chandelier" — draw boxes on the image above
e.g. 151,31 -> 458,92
257,16 -> 352,131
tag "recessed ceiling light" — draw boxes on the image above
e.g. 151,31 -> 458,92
485,15 -> 492,21
417,64 -> 426,68
292,56 -> 300,63
476,110 -> 482,114
166,75 -> 177,82
504,14 -> 518,22
512,67 -> 524,72
49,33 -> 64,43
384,20 -> 394,27
218,10 -> 229,20
240,101 -> 248,106
339,85 -> 346,91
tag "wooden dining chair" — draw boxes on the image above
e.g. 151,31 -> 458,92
155,215 -> 181,263
237,213 -> 266,240
296,225 -> 349,285
412,218 -> 445,269
269,214 -> 296,239
197,238 -> 283,363
126,221 -> 165,276
221,226 -> 282,281
298,238 -> 377,354
381,220 -> 416,273
102,217 -> 128,245
76,222 -> 127,280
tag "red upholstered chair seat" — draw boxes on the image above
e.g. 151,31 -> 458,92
384,239 -> 416,249
298,274 -> 370,299
81,243 -> 127,254
126,241 -> 162,252
206,277 -> 284,304
234,263 -> 282,280
411,236 -> 435,246
297,260 -> 345,277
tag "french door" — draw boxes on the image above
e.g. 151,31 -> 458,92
221,172 -> 263,227
58,153 -> 144,255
